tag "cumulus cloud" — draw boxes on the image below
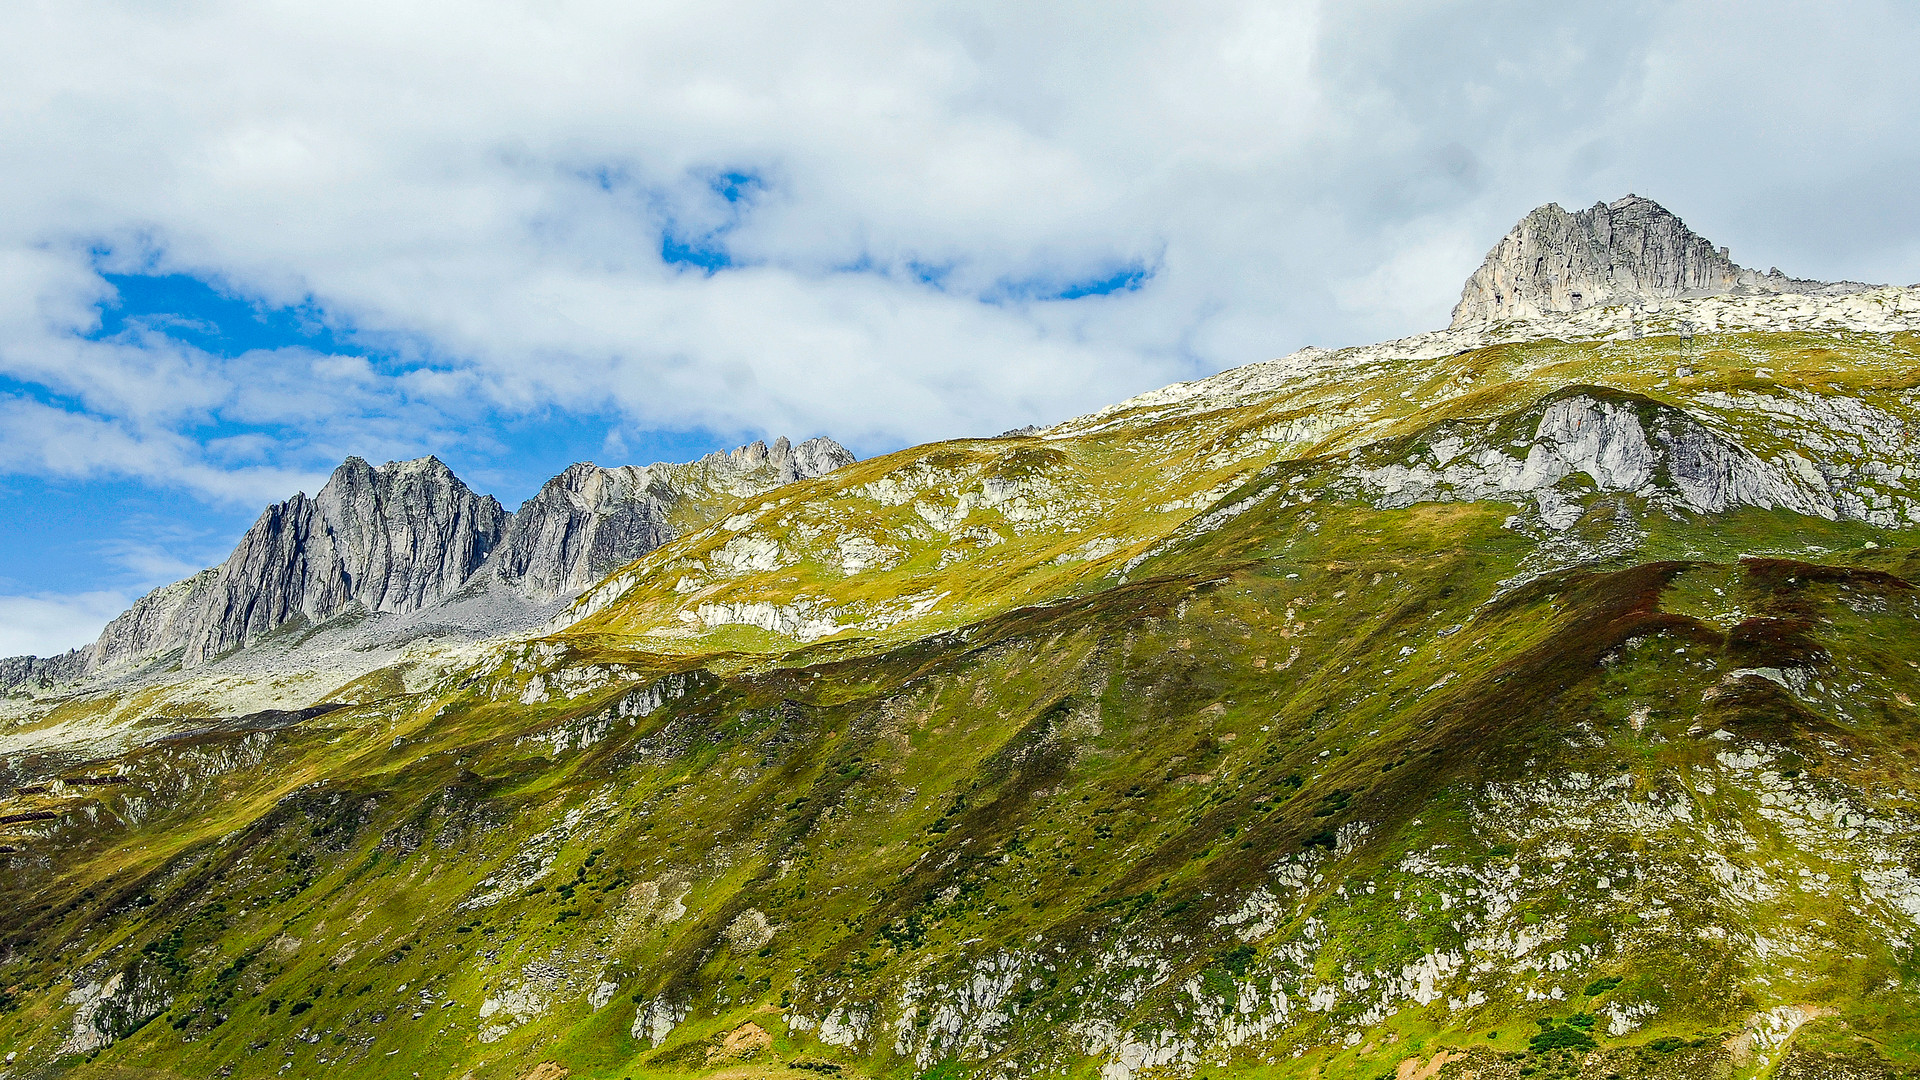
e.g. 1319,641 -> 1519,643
6,4 -> 1917,437
0,591 -> 135,656
0,396 -> 327,505
0,2 -> 1916,647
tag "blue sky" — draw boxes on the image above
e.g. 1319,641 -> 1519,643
2,1 -> 1918,655
0,264 -> 836,627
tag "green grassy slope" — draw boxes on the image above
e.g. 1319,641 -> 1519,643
1,329 -> 1918,1080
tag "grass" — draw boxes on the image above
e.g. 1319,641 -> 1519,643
1,329 -> 1919,1079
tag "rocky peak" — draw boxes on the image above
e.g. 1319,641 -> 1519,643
1450,194 -> 1874,328
489,436 -> 855,598
181,456 -> 509,663
706,436 -> 857,488
2,438 -> 859,692
486,463 -> 677,599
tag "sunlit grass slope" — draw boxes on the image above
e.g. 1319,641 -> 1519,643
1,327 -> 1918,1080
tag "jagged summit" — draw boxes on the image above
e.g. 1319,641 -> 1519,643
702,435 -> 854,482
87,454 -> 509,670
485,436 -> 855,598
1,437 -> 855,691
1450,194 -> 1876,328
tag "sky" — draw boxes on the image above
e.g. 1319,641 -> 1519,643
3,0 -> 1918,656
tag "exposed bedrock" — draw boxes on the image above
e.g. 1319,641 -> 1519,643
486,436 -> 855,597
1346,387 -> 1916,529
1451,194 -> 1875,328
2,437 -> 856,689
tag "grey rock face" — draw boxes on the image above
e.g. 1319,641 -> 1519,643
88,570 -> 220,673
488,436 -> 855,597
1451,195 -> 1874,328
1345,388 -> 1862,527
784,435 -> 859,480
698,434 -> 856,486
4,457 -> 506,687
2,581 -> 199,693
182,456 -> 508,663
0,649 -> 89,695
488,462 -> 679,598
1,437 -> 856,687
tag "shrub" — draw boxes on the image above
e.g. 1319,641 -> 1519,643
1529,1023 -> 1597,1053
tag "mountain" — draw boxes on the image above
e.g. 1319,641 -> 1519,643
182,455 -> 507,666
1450,194 -> 1877,327
0,436 -> 853,694
2,200 -> 1919,1080
484,437 -> 857,599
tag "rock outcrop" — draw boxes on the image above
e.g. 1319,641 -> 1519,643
0,650 -> 89,695
1451,194 -> 1874,328
487,462 -> 681,599
87,570 -> 221,673
487,437 -> 854,598
180,456 -> 509,663
1,438 -> 855,692
76,457 -> 512,671
1343,387 -> 1863,528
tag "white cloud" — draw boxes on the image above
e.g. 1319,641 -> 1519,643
0,2 -> 1913,504
0,397 -> 325,505
0,591 -> 135,656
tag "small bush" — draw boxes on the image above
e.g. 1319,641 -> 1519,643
1220,944 -> 1257,976
1310,790 -> 1351,818
1529,1024 -> 1596,1053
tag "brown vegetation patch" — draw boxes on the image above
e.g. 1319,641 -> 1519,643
1398,1048 -> 1460,1080
708,1021 -> 774,1062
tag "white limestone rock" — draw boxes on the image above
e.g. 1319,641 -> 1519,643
1451,194 -> 1874,328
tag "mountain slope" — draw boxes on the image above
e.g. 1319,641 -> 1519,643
2,198 -> 1919,1080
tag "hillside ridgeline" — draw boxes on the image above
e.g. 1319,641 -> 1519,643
2,198 -> 1919,1080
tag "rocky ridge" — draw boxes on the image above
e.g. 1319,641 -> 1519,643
1450,194 -> 1877,328
181,455 -> 509,665
484,436 -> 854,599
0,436 -> 852,695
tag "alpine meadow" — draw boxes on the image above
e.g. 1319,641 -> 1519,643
4,195 -> 1920,1080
